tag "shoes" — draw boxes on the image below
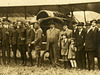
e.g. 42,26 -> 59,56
22,63 -> 26,66
31,63 -> 33,66
21,61 -> 26,66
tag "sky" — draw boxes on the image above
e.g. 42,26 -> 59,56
73,11 -> 100,22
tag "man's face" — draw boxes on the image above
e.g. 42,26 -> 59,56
26,22 -> 29,25
86,26 -> 90,29
97,24 -> 100,28
25,22 -> 30,27
17,22 -> 21,26
26,24 -> 30,28
73,24 -> 77,29
17,25 -> 20,29
71,40 -> 74,44
9,24 -> 13,28
63,25 -> 68,30
77,26 -> 82,30
49,24 -> 55,28
3,24 -> 8,28
63,35 -> 67,39
30,25 -> 33,29
34,23 -> 39,29
92,21 -> 96,26
18,22 -> 23,28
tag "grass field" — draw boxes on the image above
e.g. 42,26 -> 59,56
0,51 -> 99,75
0,58 -> 99,75
0,64 -> 100,75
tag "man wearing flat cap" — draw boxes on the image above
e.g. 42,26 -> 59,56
74,22 -> 86,69
46,20 -> 60,66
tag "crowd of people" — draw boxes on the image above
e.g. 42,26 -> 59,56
45,19 -> 100,70
72,19 -> 100,70
0,19 -> 40,66
0,17 -> 100,71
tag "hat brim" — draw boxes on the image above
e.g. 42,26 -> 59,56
39,17 -> 64,25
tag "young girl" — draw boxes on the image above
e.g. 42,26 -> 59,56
68,38 -> 77,68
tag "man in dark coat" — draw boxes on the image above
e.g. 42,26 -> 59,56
85,23 -> 96,70
74,22 -> 86,69
0,22 -> 2,49
11,25 -> 18,64
95,19 -> 100,69
90,20 -> 98,58
26,21 -> 35,66
2,21 -> 10,65
17,21 -> 27,66
31,22 -> 43,67
0,22 -> 2,64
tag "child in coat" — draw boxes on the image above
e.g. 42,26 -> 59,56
68,38 -> 77,68
61,33 -> 70,61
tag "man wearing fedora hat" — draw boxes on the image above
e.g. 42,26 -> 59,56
74,22 -> 86,69
85,20 -> 98,70
95,19 -> 100,69
46,20 -> 60,66
91,20 -> 98,56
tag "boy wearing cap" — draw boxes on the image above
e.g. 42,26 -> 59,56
59,24 -> 72,68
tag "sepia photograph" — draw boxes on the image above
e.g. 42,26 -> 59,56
0,0 -> 100,75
